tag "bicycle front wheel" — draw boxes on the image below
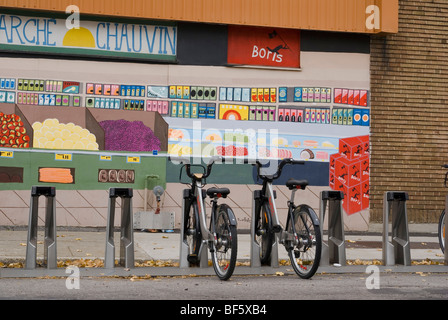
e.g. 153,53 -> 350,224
287,205 -> 322,279
438,209 -> 445,253
185,201 -> 201,265
255,204 -> 274,264
211,204 -> 237,280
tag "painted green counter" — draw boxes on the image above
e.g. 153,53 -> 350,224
0,148 -> 166,191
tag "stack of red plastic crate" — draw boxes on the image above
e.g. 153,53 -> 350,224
329,135 -> 369,215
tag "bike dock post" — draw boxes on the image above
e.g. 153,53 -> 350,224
179,189 -> 189,268
179,189 -> 208,268
250,190 -> 279,268
25,186 -> 57,269
105,188 -> 134,269
382,191 -> 411,266
319,190 -> 346,266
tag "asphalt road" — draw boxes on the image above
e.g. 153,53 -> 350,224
1,271 -> 447,302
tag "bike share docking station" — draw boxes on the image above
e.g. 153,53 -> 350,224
105,188 -> 135,269
319,190 -> 346,266
25,186 -> 57,269
250,189 -> 280,268
383,191 -> 411,266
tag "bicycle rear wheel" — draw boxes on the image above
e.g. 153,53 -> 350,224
287,205 -> 321,279
211,204 -> 237,280
438,210 -> 445,253
185,201 -> 201,265
255,204 -> 274,264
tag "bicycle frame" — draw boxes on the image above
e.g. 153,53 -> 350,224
176,156 -> 238,269
261,177 -> 301,245
190,176 -> 214,242
261,179 -> 281,229
251,158 -> 321,268
256,159 -> 308,242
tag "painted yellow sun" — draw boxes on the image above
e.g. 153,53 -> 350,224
63,27 -> 95,48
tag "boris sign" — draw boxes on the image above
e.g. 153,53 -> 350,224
0,14 -> 177,61
227,26 -> 300,69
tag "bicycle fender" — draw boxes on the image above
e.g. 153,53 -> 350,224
220,204 -> 238,226
297,204 -> 320,226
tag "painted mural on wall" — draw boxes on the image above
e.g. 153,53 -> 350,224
0,18 -> 370,215
0,77 -> 370,213
163,86 -> 370,215
0,100 -> 166,189
0,67 -> 370,214
0,75 -> 370,213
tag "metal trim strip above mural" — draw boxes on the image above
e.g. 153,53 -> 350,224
0,0 -> 399,34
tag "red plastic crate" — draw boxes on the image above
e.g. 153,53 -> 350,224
339,136 -> 363,160
361,180 -> 369,210
334,156 -> 361,187
358,135 -> 370,156
360,155 -> 370,182
342,183 -> 362,215
329,135 -> 370,215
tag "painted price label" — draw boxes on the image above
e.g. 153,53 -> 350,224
55,153 -> 72,161
0,151 -> 13,158
100,155 -> 112,161
127,156 -> 140,163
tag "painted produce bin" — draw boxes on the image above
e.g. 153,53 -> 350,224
88,108 -> 168,152
16,104 -> 105,151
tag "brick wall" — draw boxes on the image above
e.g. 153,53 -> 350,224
370,0 -> 448,222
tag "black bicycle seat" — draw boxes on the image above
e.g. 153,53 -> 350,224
206,187 -> 230,198
286,178 -> 309,190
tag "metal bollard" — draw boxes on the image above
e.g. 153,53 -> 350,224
25,186 -> 57,269
105,188 -> 134,269
319,190 -> 346,266
382,191 -> 411,266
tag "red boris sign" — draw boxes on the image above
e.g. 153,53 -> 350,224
227,26 -> 300,69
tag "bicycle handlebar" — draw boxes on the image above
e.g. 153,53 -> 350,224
442,165 -> 448,187
253,158 -> 305,181
169,156 -> 304,182
170,156 -> 223,181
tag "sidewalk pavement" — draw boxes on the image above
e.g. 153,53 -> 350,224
0,224 -> 447,278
